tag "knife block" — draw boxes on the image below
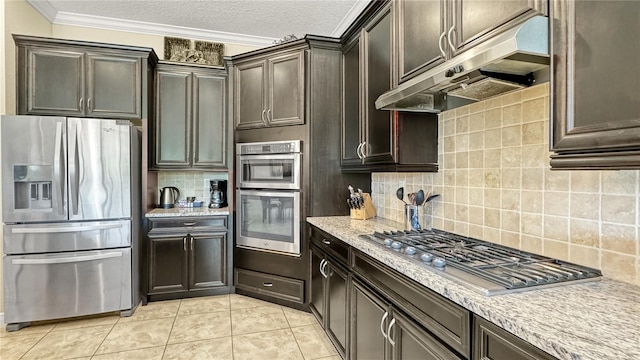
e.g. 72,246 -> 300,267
350,193 -> 376,220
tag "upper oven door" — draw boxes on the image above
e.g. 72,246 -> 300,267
237,154 -> 301,190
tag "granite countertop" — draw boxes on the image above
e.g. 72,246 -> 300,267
307,216 -> 640,360
146,207 -> 230,217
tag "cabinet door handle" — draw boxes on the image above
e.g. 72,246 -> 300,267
320,259 -> 329,278
380,311 -> 389,339
79,98 -> 84,112
261,109 -> 267,124
262,282 -> 274,287
319,259 -> 326,277
183,222 -> 196,226
387,318 -> 397,347
356,142 -> 364,159
322,239 -> 331,245
267,108 -> 272,123
362,141 -> 368,158
88,98 -> 93,112
190,237 -> 194,251
438,32 -> 447,58
447,25 -> 457,55
183,237 -> 187,251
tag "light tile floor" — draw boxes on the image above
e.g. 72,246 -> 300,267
0,294 -> 340,360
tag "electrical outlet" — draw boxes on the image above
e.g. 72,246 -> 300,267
399,180 -> 406,188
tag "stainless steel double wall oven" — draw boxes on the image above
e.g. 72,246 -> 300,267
236,140 -> 302,256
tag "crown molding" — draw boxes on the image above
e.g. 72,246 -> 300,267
54,12 -> 277,47
330,0 -> 370,38
26,0 -> 277,47
27,0 -> 57,22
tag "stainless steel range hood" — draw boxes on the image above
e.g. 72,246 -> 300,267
375,16 -> 549,113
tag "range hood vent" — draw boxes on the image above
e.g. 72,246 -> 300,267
376,16 -> 549,113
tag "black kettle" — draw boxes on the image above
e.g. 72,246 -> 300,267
159,186 -> 180,208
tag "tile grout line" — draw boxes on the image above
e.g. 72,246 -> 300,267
161,299 -> 183,359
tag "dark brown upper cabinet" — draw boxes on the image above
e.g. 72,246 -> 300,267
233,48 -> 305,130
550,0 -> 640,169
151,62 -> 227,170
395,0 -> 547,83
14,35 -> 154,120
341,1 -> 438,173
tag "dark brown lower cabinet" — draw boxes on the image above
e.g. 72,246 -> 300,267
310,244 -> 349,358
351,279 -> 461,360
147,216 -> 231,301
473,316 -> 556,360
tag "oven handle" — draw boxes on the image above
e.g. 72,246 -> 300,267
237,154 -> 301,161
11,251 -> 122,265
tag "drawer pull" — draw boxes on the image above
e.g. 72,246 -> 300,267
322,239 -> 331,245
183,222 -> 196,226
262,282 -> 274,287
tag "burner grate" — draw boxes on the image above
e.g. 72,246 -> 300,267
366,229 -> 602,293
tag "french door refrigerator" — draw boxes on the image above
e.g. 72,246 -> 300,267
1,115 -> 141,331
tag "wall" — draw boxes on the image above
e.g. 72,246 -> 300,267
157,171 -> 228,206
372,83 -> 640,287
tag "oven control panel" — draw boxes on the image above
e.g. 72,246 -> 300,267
238,140 -> 301,155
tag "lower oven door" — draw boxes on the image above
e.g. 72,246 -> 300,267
237,189 -> 301,256
3,248 -> 132,324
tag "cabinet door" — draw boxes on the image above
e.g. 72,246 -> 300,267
267,50 -> 305,127
350,279 -> 388,360
234,60 -> 267,129
326,260 -> 349,357
452,0 -> 546,55
192,72 -> 227,168
363,4 -> 396,165
551,0 -> 640,169
310,247 -> 325,322
390,310 -> 460,360
396,0 -> 447,82
188,233 -> 227,290
24,49 -> 84,116
341,36 -> 364,167
473,316 -> 555,360
148,235 -> 188,294
86,53 -> 142,119
154,70 -> 191,167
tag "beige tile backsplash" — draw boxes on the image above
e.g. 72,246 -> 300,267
372,83 -> 640,286
157,172 -> 228,203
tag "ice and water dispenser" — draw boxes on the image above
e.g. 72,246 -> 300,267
13,165 -> 53,210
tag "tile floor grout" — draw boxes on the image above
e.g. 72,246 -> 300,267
0,294 -> 339,360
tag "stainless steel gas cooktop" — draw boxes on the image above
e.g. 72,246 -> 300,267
359,229 -> 602,296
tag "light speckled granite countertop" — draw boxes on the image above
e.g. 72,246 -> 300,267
145,207 -> 230,217
307,216 -> 640,360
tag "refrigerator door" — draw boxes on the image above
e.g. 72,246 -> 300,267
1,116 -> 68,223
3,248 -> 132,325
68,118 -> 131,221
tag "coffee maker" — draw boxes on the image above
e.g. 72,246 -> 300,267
209,180 -> 228,208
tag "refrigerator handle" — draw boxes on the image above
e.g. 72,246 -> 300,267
11,251 -> 122,265
53,122 -> 66,216
68,121 -> 80,216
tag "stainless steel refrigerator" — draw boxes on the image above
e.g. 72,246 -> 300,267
1,115 -> 142,331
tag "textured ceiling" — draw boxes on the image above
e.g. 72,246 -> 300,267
31,0 -> 367,43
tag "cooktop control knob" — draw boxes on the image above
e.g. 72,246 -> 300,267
405,246 -> 416,255
420,253 -> 433,263
433,257 -> 446,268
384,239 -> 393,247
391,241 -> 402,250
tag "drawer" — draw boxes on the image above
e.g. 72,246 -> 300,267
310,226 -> 349,265
352,249 -> 471,359
234,268 -> 304,304
148,216 -> 227,233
